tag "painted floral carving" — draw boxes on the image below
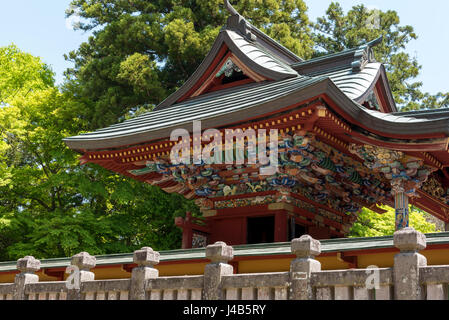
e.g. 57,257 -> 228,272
422,176 -> 449,205
349,144 -> 435,196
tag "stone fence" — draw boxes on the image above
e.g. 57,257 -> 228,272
0,227 -> 448,300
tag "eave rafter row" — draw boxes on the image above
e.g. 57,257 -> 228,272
83,105 -> 324,164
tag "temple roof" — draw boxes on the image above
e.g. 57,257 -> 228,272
291,37 -> 397,111
64,73 -> 448,150
66,76 -> 317,149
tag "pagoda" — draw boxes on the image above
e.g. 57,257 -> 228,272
65,1 -> 449,249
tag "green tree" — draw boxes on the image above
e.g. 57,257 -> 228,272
64,0 -> 314,129
0,44 -> 54,105
313,2 -> 449,111
349,206 -> 438,238
0,45 -> 198,261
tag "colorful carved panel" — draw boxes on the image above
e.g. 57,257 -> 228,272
192,232 -> 208,248
213,195 -> 277,210
128,131 -> 396,218
422,176 -> 449,205
349,144 -> 435,196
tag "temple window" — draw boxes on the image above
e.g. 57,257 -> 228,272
247,216 -> 275,244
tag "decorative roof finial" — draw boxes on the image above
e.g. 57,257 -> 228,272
224,0 -> 239,16
366,36 -> 383,48
352,36 -> 383,72
223,0 -> 256,41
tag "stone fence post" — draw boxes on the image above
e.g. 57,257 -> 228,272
289,235 -> 321,300
67,252 -> 96,300
130,247 -> 160,300
14,256 -> 41,300
393,227 -> 427,300
203,241 -> 234,300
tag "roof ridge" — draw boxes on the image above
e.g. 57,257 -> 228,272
224,0 -> 239,16
223,1 -> 303,64
305,61 -> 381,78
292,36 -> 383,73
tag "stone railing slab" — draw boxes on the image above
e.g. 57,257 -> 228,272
145,275 -> 204,290
25,281 -> 67,294
420,266 -> 449,284
145,275 -> 204,300
0,283 -> 14,295
222,272 -> 290,289
81,279 -> 131,300
25,282 -> 68,300
311,268 -> 393,287
82,279 -> 131,292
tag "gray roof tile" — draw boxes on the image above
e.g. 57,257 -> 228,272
65,76 -> 319,145
305,62 -> 381,100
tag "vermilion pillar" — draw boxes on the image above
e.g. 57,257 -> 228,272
175,215 -> 193,249
274,212 -> 288,242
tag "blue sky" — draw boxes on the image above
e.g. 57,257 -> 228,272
1,0 -> 448,95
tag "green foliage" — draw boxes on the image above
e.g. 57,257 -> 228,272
0,45 -> 199,261
117,53 -> 164,98
0,44 -> 54,105
349,206 -> 437,238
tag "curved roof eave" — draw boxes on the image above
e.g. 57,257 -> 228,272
64,77 -> 449,152
377,64 -> 398,112
64,76 -> 326,151
393,109 -> 449,120
222,30 -> 298,79
324,80 -> 449,137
